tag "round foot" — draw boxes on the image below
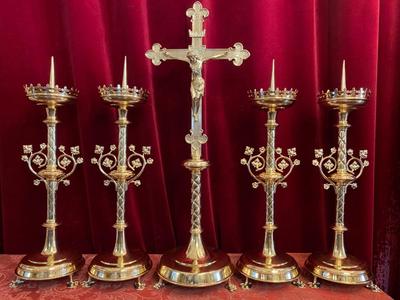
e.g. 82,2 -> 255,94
15,251 -> 84,281
157,247 -> 234,288
304,253 -> 371,285
237,252 -> 300,283
87,250 -> 151,282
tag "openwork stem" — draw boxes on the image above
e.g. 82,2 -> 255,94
91,106 -> 153,261
42,180 -> 58,256
113,181 -> 127,258
241,108 -> 299,260
42,107 -> 58,257
333,110 -> 350,260
263,110 -> 278,258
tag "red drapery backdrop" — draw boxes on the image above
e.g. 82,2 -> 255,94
0,0 -> 398,298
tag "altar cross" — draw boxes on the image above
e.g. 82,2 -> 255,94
146,1 -> 250,160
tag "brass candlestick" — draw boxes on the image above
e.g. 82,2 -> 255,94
237,60 -> 303,289
11,57 -> 84,288
83,57 -> 152,289
146,1 -> 249,290
305,61 -> 380,291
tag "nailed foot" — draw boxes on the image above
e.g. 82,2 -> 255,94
292,278 -> 306,288
365,281 -> 382,292
226,279 -> 237,292
9,278 -> 25,288
240,277 -> 252,289
81,277 -> 96,288
134,277 -> 145,290
308,276 -> 321,289
153,277 -> 165,289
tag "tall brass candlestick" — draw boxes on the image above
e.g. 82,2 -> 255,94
83,57 -> 153,289
146,1 -> 249,290
11,57 -> 84,288
237,60 -> 303,288
305,61 -> 380,291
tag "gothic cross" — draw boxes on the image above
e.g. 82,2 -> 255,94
146,1 -> 250,160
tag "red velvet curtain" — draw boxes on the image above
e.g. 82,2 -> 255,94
0,0 -> 398,298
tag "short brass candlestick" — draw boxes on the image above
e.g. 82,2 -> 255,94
146,1 -> 249,291
237,60 -> 303,289
11,57 -> 84,288
305,61 -> 380,292
83,57 -> 152,289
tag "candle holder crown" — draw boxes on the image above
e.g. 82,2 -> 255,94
248,87 -> 297,109
98,85 -> 148,107
24,84 -> 78,105
318,88 -> 370,110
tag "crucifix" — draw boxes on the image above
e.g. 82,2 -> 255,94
146,1 -> 250,290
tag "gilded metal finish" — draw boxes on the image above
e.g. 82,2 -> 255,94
86,57 -> 152,288
238,60 -> 301,286
12,57 -> 84,288
305,61 -> 379,289
146,1 -> 249,289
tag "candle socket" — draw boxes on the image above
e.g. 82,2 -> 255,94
11,58 -> 84,289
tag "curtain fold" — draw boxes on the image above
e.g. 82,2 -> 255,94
0,0 -> 398,297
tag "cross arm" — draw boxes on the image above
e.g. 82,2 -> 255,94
145,43 -> 189,65
203,43 -> 250,66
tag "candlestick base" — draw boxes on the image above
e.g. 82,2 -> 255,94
237,252 -> 300,283
304,253 -> 371,285
87,250 -> 151,283
15,251 -> 84,282
156,247 -> 234,288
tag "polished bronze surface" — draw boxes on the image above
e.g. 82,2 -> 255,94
12,57 -> 83,288
238,252 -> 300,283
156,248 -> 234,288
305,253 -> 371,285
307,61 -> 379,290
238,60 -> 302,288
88,250 -> 151,283
16,252 -> 84,282
146,1 -> 249,290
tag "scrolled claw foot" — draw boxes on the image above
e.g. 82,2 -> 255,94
365,281 -> 382,292
66,275 -> 79,289
81,277 -> 96,288
225,279 -> 237,292
307,276 -> 321,288
134,277 -> 145,290
153,277 -> 165,289
240,277 -> 252,289
9,278 -> 25,288
292,278 -> 306,288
